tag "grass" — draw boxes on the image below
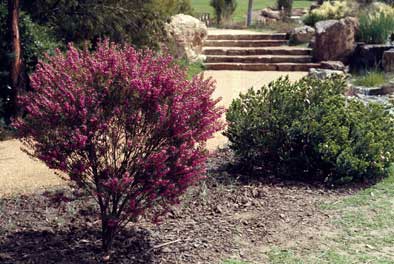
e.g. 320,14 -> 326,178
191,0 -> 313,23
358,11 -> 394,44
251,20 -> 301,33
186,61 -> 205,79
353,70 -> 387,87
266,171 -> 394,263
222,260 -> 251,264
177,59 -> 205,79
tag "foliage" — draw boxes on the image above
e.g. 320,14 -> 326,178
192,0 -> 313,24
210,0 -> 237,25
178,59 -> 205,79
225,76 -> 394,184
303,1 -> 354,26
277,0 -> 293,17
21,0 -> 182,49
353,71 -> 387,87
14,41 -> 223,252
357,4 -> 394,44
148,0 -> 193,17
0,2 -> 59,124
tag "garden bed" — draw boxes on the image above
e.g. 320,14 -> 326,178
0,149 -> 344,264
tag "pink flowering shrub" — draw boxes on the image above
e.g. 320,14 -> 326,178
14,40 -> 223,253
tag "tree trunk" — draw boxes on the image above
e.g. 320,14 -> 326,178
7,0 -> 22,119
246,0 -> 253,27
101,218 -> 117,254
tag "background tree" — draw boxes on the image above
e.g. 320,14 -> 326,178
210,0 -> 237,25
247,0 -> 253,26
1,0 -> 23,122
21,0 -> 192,49
277,0 -> 293,18
0,1 -> 58,124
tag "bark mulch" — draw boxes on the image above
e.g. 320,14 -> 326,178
0,149 -> 348,264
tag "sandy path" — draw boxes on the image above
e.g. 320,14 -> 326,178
0,140 -> 64,197
205,70 -> 307,150
0,71 -> 306,195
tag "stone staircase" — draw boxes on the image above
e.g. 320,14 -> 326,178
203,31 -> 321,71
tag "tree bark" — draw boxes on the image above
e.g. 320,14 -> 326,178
7,0 -> 22,118
246,0 -> 253,27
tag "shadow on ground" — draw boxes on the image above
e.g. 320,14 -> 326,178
0,227 -> 155,264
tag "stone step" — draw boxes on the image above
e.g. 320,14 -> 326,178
207,33 -> 288,41
205,55 -> 313,63
204,40 -> 288,47
203,47 -> 312,56
204,62 -> 321,71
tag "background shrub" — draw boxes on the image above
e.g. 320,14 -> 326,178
357,6 -> 394,44
225,76 -> 394,184
148,0 -> 193,17
210,0 -> 237,25
21,0 -> 188,49
303,1 -> 354,26
14,41 -> 223,252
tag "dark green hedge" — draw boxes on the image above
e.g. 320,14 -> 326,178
225,76 -> 394,184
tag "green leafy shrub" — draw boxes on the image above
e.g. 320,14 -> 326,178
225,76 -> 394,184
303,1 -> 354,26
147,0 -> 193,17
210,0 -> 237,25
21,0 -> 179,49
353,71 -> 387,87
357,7 -> 394,44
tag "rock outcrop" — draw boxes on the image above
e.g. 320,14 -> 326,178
313,17 -> 359,62
165,14 -> 208,62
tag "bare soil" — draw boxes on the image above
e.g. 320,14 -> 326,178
0,149 -> 347,264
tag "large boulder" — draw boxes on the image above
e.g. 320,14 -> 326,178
289,25 -> 315,44
165,14 -> 208,62
313,17 -> 359,63
383,49 -> 394,72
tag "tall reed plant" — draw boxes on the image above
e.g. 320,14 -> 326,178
358,11 -> 394,44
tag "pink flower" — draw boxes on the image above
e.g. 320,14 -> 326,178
13,39 -> 223,250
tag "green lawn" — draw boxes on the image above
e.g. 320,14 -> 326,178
191,0 -> 313,23
267,172 -> 394,263
219,171 -> 394,264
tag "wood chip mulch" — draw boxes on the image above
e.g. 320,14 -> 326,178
0,149 -> 349,264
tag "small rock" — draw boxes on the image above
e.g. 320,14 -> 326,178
320,61 -> 346,71
161,247 -> 172,253
308,68 -> 346,79
215,205 -> 224,214
261,8 -> 281,20
289,25 -> 315,44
